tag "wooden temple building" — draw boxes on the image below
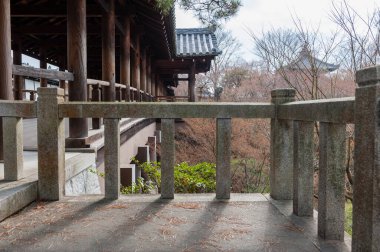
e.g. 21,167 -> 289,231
0,0 -> 220,148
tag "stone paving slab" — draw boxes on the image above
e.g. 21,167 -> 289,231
0,194 -> 350,251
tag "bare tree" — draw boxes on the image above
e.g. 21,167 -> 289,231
196,29 -> 242,101
249,23 -> 342,100
330,0 -> 380,72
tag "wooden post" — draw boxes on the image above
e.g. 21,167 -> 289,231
39,48 -> 47,87
155,74 -> 159,98
102,0 -> 116,102
147,56 -> 152,99
59,65 -> 66,101
120,15 -> 131,102
0,0 -> 12,161
140,48 -> 147,100
151,70 -> 156,98
67,0 -> 88,140
133,34 -> 141,92
13,43 -> 24,100
189,62 -> 196,102
91,84 -> 102,129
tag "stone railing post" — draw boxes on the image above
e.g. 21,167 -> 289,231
3,117 -> 23,180
352,65 -> 380,251
161,119 -> 175,199
216,118 -> 231,199
293,121 -> 314,216
270,88 -> 295,200
318,122 -> 346,240
37,88 -> 65,200
104,118 -> 120,200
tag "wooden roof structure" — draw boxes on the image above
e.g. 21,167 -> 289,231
10,0 -> 217,84
287,45 -> 339,72
1,0 -> 219,146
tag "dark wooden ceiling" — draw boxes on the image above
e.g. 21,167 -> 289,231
10,0 -> 175,79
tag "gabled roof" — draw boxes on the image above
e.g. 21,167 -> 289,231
175,28 -> 221,57
287,45 -> 339,72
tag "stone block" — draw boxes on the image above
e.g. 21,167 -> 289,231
318,122 -> 346,241
270,88 -> 295,200
104,118 -> 120,200
216,118 -> 231,199
3,117 -> 23,181
293,121 -> 314,217
352,65 -> 380,251
37,88 -> 65,201
161,119 -> 175,199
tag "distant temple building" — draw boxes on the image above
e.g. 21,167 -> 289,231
286,45 -> 339,72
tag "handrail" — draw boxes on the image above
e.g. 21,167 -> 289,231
12,64 -> 74,81
0,100 -> 36,117
87,79 -> 110,86
59,102 -> 275,119
277,97 -> 355,123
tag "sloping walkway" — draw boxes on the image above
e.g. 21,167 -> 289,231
0,194 -> 350,251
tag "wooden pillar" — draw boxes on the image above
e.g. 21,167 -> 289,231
0,0 -> 12,161
140,48 -> 147,98
151,70 -> 156,98
67,0 -> 88,139
189,62 -> 196,102
120,15 -> 131,102
155,74 -> 159,98
133,34 -> 141,92
102,0 -> 116,101
147,56 -> 151,97
13,43 -> 24,100
59,65 -> 67,101
39,48 -> 48,87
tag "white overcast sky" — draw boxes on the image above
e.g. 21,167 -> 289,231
175,0 -> 379,61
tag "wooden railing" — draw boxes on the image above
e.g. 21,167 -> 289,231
3,65 -> 380,251
155,96 -> 189,102
12,65 -> 155,102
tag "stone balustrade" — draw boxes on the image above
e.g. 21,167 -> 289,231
1,66 -> 379,251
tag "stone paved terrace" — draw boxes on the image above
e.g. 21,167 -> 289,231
0,194 -> 350,251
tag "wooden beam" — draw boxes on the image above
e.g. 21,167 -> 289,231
120,15 -> 131,101
11,5 -> 102,17
12,65 -> 74,81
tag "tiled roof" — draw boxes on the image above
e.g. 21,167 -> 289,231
287,45 -> 339,72
175,28 -> 221,57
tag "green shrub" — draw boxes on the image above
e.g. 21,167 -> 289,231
121,159 -> 216,194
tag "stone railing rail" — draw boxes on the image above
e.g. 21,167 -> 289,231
3,65 -> 379,251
